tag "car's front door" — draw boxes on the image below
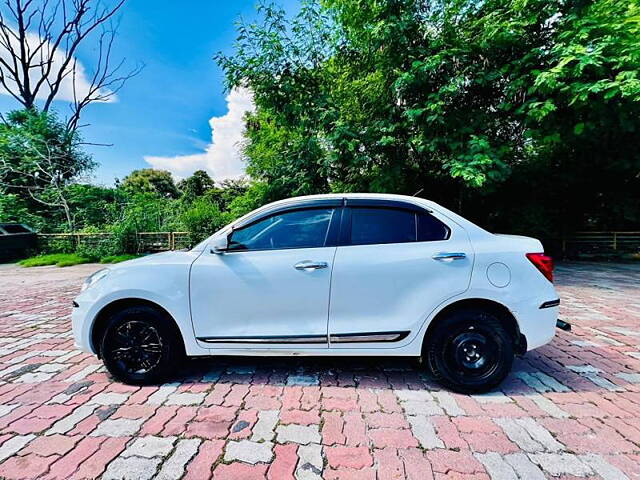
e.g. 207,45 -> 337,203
190,204 -> 340,346
328,200 -> 473,348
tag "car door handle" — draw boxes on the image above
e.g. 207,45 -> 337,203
294,260 -> 329,271
432,252 -> 467,261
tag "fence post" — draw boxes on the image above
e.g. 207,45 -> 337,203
613,232 -> 617,251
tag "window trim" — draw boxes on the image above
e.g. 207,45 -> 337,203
344,198 -> 432,213
339,203 -> 450,247
225,205 -> 341,253
233,198 -> 343,230
219,197 -> 449,252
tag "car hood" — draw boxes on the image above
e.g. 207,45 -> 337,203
106,250 -> 200,271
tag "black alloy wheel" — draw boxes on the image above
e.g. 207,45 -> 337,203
101,306 -> 182,385
107,320 -> 164,375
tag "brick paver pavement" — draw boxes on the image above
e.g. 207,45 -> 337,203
0,261 -> 639,479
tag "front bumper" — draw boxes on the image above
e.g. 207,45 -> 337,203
71,296 -> 94,353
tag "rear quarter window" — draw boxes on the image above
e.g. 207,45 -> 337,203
417,213 -> 450,241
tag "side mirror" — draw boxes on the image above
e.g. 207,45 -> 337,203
210,235 -> 229,254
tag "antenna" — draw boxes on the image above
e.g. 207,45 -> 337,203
412,188 -> 424,197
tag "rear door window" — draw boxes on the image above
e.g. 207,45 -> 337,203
349,208 -> 416,245
348,207 -> 450,245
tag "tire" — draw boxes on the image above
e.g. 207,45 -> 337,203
425,308 -> 514,394
100,305 -> 184,385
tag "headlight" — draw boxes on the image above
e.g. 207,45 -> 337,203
81,268 -> 110,292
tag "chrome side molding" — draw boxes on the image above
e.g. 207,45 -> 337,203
330,331 -> 410,343
197,335 -> 327,344
197,331 -> 411,344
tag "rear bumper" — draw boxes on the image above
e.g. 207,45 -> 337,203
517,302 -> 559,351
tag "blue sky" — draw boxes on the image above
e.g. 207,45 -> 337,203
0,0 -> 298,186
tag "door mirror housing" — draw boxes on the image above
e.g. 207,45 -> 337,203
210,234 -> 229,254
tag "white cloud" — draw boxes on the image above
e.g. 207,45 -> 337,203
0,27 -> 114,103
144,87 -> 255,182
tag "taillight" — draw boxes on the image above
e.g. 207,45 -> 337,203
526,253 -> 554,283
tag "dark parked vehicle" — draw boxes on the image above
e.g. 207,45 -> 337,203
0,223 -> 36,262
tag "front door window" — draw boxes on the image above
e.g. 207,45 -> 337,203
228,208 -> 335,251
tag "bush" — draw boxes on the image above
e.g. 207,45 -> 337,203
39,235 -> 76,254
75,228 -> 121,259
180,198 -> 231,245
100,254 -> 141,264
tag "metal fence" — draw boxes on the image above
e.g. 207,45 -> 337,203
36,231 -> 640,258
136,232 -> 192,252
555,232 -> 640,258
37,232 -> 192,254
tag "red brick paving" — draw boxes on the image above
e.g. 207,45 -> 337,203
0,262 -> 639,479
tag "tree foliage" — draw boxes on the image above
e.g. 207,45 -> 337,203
121,168 -> 180,199
217,0 -> 640,235
177,169 -> 216,201
0,109 -> 94,231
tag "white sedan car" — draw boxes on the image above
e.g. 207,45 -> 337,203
73,193 -> 559,393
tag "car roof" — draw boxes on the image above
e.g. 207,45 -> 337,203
264,193 -> 450,212
236,193 -> 487,234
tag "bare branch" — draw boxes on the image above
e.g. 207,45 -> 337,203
0,0 -> 139,128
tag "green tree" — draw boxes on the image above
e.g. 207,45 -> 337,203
0,109 -> 95,231
217,0 -> 640,236
121,168 -> 180,199
216,1 -> 334,200
65,184 -> 126,230
178,170 -> 216,201
206,178 -> 251,211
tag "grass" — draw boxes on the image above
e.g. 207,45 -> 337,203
100,254 -> 140,264
18,252 -> 142,267
18,253 -> 94,267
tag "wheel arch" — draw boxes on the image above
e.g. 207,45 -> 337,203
422,298 -> 526,355
90,298 -> 186,358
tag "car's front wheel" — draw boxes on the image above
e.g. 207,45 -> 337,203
425,308 -> 514,394
100,305 -> 183,385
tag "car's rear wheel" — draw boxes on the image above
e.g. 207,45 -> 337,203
425,309 -> 514,394
100,306 -> 183,385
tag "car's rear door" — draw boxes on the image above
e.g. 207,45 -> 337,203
190,201 -> 341,347
328,199 -> 473,348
